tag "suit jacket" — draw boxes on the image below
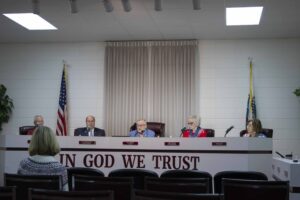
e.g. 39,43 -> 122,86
74,127 -> 106,137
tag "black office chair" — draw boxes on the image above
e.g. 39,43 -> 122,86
134,190 -> 222,200
108,168 -> 158,190
203,129 -> 215,137
240,129 -> 273,138
160,170 -> 213,193
73,176 -> 133,200
67,167 -> 105,190
4,173 -> 62,200
28,188 -> 114,200
130,122 -> 165,137
145,177 -> 210,194
214,171 -> 268,193
222,179 -> 289,200
0,186 -> 16,200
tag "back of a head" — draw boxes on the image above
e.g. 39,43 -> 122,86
29,126 -> 60,156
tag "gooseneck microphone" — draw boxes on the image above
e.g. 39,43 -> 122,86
275,151 -> 285,158
224,126 -> 234,137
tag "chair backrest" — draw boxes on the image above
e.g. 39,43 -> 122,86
28,188 -> 114,200
74,176 -> 133,200
160,170 -> 213,193
145,177 -> 210,194
134,190 -> 222,200
4,173 -> 62,200
130,122 -> 165,137
203,129 -> 215,137
240,129 -> 273,138
0,186 -> 16,200
108,168 -> 158,190
67,167 -> 105,190
222,179 -> 289,200
19,126 -> 35,135
214,171 -> 268,193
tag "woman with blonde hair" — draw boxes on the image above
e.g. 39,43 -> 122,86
18,126 -> 68,190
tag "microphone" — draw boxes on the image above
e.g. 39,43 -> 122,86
275,151 -> 285,158
224,126 -> 234,137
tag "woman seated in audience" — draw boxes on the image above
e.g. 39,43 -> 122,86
181,115 -> 207,137
18,126 -> 68,190
243,119 -> 266,138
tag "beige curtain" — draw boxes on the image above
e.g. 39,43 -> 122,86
105,40 -> 197,136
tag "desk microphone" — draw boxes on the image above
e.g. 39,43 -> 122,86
224,126 -> 234,137
275,151 -> 285,158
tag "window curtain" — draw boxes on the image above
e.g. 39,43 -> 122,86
105,40 -> 197,136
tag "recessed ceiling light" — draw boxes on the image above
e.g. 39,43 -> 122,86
226,7 -> 263,26
3,13 -> 57,30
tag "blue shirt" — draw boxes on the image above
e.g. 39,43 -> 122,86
128,129 -> 156,137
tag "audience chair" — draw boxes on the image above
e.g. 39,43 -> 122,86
4,173 -> 62,200
240,128 -> 273,138
145,177 -> 210,194
108,168 -> 158,190
19,126 -> 35,135
134,190 -> 222,200
160,170 -> 213,193
28,188 -> 114,200
130,122 -> 165,137
214,171 -> 268,193
222,179 -> 289,200
67,167 -> 104,191
0,186 -> 16,200
74,176 -> 133,200
203,129 -> 215,137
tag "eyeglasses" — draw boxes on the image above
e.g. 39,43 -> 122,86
137,124 -> 146,127
187,122 -> 194,125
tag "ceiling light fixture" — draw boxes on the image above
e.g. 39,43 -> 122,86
32,0 -> 40,14
3,13 -> 57,30
121,0 -> 131,12
155,0 -> 162,11
226,7 -> 263,26
103,0 -> 113,12
69,0 -> 78,14
193,0 -> 201,10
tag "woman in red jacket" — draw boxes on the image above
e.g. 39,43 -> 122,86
182,115 -> 207,137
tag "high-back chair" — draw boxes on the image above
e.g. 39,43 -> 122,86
0,186 -> 16,200
28,188 -> 114,200
222,179 -> 289,200
108,168 -> 158,190
214,171 -> 268,193
73,175 -> 133,200
145,177 -> 210,194
4,173 -> 62,200
160,170 -> 213,193
134,190 -> 222,200
67,167 -> 105,190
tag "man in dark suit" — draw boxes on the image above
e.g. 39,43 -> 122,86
74,115 -> 105,136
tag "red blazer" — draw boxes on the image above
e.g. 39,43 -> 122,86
182,128 -> 207,137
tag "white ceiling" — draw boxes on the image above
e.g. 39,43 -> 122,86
0,0 -> 300,43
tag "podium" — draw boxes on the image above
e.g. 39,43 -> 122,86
0,134 -> 272,186
272,157 -> 300,200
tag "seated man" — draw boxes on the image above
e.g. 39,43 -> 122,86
27,115 -> 44,135
129,119 -> 155,137
74,115 -> 105,136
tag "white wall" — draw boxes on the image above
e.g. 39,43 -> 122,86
198,39 -> 300,156
0,42 -> 106,135
0,39 -> 300,156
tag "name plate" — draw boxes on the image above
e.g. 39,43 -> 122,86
79,141 -> 96,145
164,142 -> 180,146
212,142 -> 227,146
123,141 -> 139,145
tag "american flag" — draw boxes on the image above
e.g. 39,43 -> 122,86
56,65 -> 68,136
246,60 -> 257,127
